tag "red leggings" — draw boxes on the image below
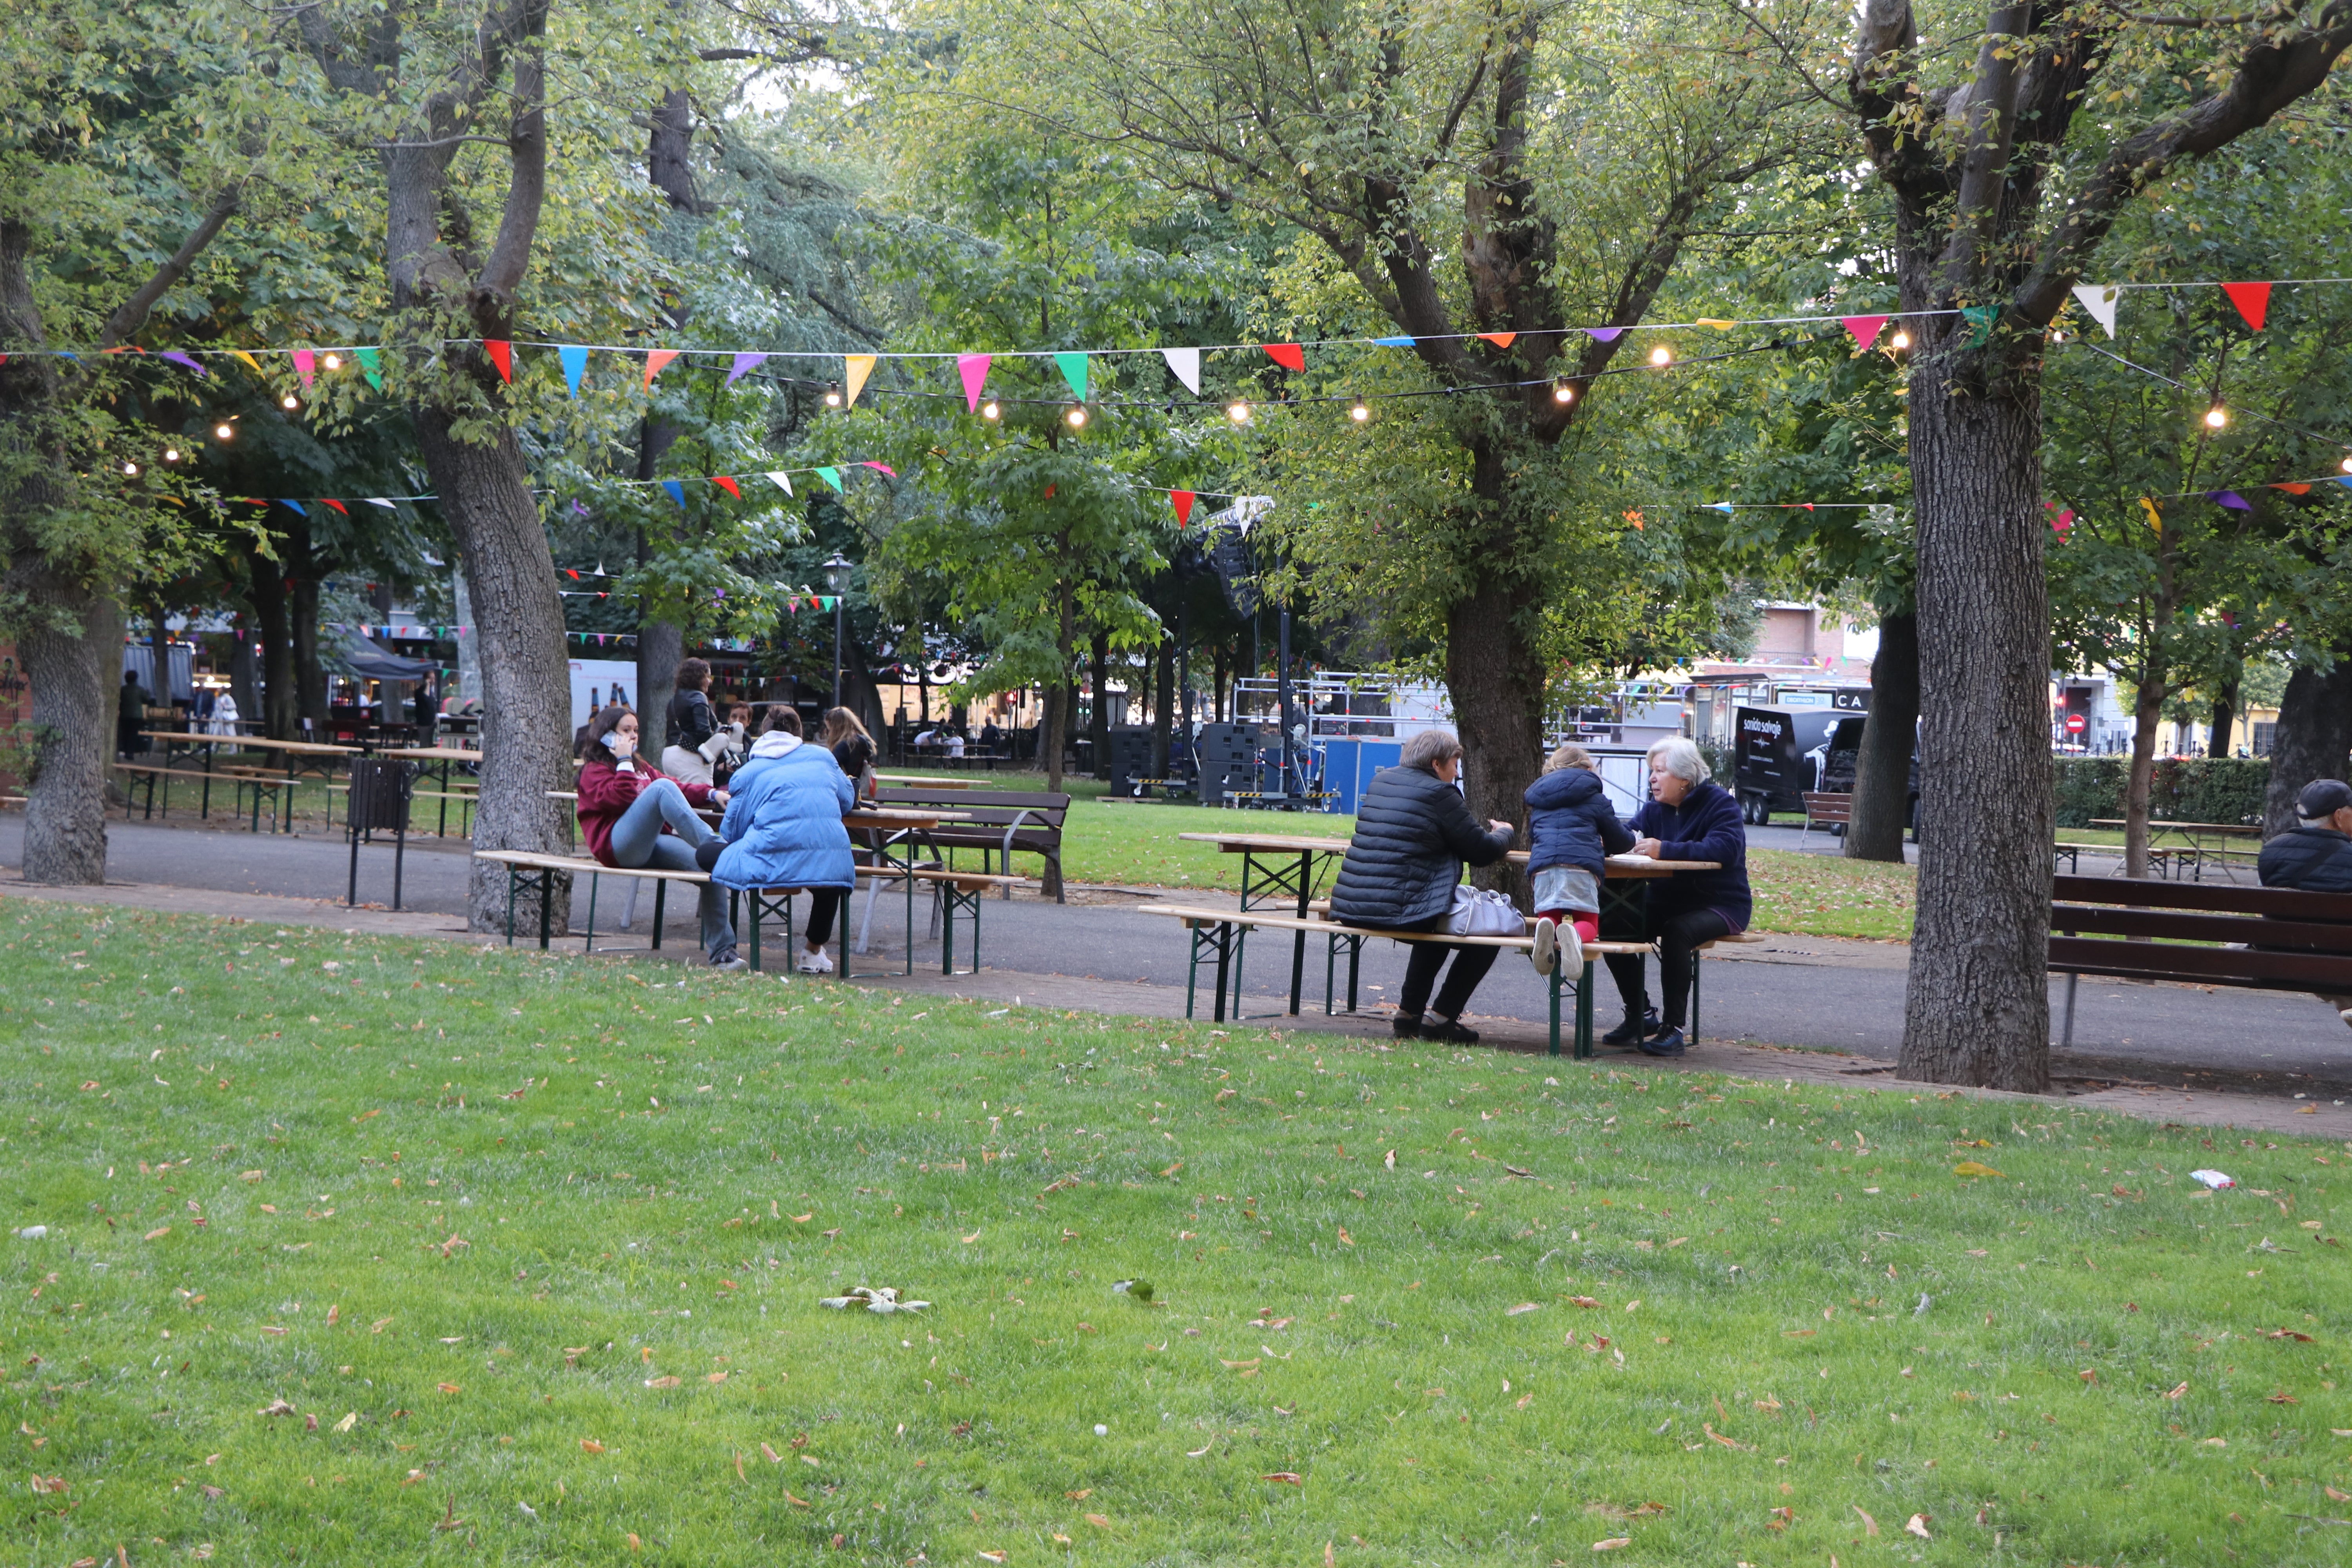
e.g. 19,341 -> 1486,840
1538,910 -> 1599,944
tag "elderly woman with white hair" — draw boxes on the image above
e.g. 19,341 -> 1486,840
1601,735 -> 1750,1057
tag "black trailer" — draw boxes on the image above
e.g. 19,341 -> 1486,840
1733,706 -> 1846,824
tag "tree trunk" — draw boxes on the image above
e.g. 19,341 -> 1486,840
11,574 -> 115,884
2209,679 -> 2237,759
1897,374 -> 2053,1094
1445,452 -> 1544,901
250,570 -> 297,740
636,615 -> 681,742
1088,624 -> 1110,776
291,575 -> 326,732
229,620 -> 260,727
2123,663 -> 2167,879
1151,629 -> 1174,777
2262,647 -> 2352,837
416,413 -> 574,934
1846,609 -> 1917,863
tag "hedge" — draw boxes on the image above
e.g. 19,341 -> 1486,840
2052,755 -> 2269,829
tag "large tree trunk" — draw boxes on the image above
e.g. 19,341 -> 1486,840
1898,375 -> 2053,1094
2123,661 -> 2167,879
1446,452 -> 1544,900
1151,628 -> 1174,777
291,575 -> 326,732
1088,624 -> 1110,776
11,574 -> 116,884
249,569 -> 297,740
2209,678 -> 2238,759
636,615 -> 681,740
419,415 -> 574,934
1846,609 -> 1917,862
2263,647 -> 2352,837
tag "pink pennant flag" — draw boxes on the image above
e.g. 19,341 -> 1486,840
957,353 -> 991,412
2221,282 -> 2270,332
644,349 -> 680,387
293,349 -> 315,388
1841,314 -> 1889,351
862,461 -> 897,477
485,340 -> 513,383
1260,343 -> 1305,372
1170,490 -> 1196,526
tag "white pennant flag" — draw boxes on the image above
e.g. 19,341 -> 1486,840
365,498 -> 397,509
763,471 -> 793,497
2071,283 -> 2119,339
1160,346 -> 1201,394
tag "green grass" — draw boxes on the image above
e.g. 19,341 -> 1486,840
8,898 -> 2351,1565
1747,850 -> 1915,942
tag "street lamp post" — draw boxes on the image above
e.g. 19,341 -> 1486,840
822,551 -> 852,710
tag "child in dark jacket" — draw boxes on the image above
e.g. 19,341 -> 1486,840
1522,743 -> 1635,975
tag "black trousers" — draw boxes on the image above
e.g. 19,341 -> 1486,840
1602,897 -> 1734,1028
1396,915 -> 1499,1019
806,888 -> 846,946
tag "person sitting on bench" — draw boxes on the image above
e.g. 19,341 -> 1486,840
700,707 -> 856,974
1328,728 -> 1517,1044
1604,736 -> 1749,1058
2258,777 -> 2352,1029
575,704 -> 744,970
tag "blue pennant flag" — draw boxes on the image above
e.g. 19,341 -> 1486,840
280,499 -> 307,516
659,480 -> 685,508
559,345 -> 588,396
1371,336 -> 1415,347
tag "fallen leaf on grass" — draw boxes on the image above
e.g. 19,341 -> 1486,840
1702,1424 -> 1751,1451
643,1376 -> 681,1389
144,1226 -> 171,1241
960,1230 -> 981,1244
1221,1358 -> 1261,1372
626,1534 -> 641,1552
580,1439 -> 606,1454
1506,1303 -> 1541,1316
2326,1485 -> 2352,1503
333,1412 -> 356,1432
401,1470 -> 425,1486
1592,1539 -> 1631,1552
977,1552 -> 1007,1563
1186,1443 -> 1212,1457
1568,1296 -> 1601,1308
2265,1391 -> 2300,1404
1953,1162 -> 2004,1179
2265,1328 -> 2316,1342
2165,1383 -> 2189,1400
1262,1472 -> 1303,1485
791,1213 -> 813,1224
257,1399 -> 296,1417
1852,1507 -> 1879,1536
437,1382 -> 461,1395
1905,1514 -> 1931,1539
785,1492 -> 811,1508
1337,1227 -> 1353,1247
1084,1513 -> 1110,1528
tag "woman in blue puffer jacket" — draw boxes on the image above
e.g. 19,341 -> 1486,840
698,707 -> 855,973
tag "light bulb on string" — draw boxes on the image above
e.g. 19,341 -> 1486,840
214,423 -> 234,442
1226,399 -> 1252,425
1065,404 -> 1088,429
162,447 -> 181,463
322,353 -> 341,371
2204,405 -> 2228,429
1552,381 -> 1575,404
122,461 -> 139,476
281,394 -> 300,411
980,400 -> 1000,421
1648,345 -> 1673,367
823,386 -> 843,408
1889,330 -> 1910,351
2341,454 -> 2352,473
1349,400 -> 1370,423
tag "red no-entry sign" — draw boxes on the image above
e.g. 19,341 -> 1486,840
2065,713 -> 2087,734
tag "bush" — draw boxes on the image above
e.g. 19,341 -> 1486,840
2052,755 -> 2268,828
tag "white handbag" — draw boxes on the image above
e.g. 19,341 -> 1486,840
1448,884 -> 1524,937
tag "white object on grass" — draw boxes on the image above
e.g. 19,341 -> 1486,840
14,1226 -> 47,1240
2189,1169 -> 2235,1190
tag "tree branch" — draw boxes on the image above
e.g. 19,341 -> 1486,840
96,182 -> 244,352
473,2 -> 549,312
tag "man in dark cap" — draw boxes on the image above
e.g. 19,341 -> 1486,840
2258,778 -> 2352,1026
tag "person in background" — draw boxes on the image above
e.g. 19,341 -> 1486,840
1523,742 -> 1635,977
1329,728 -> 1517,1043
912,724 -> 938,753
2257,777 -> 2352,1029
118,668 -> 152,758
1602,736 -> 1749,1058
702,707 -> 856,974
663,658 -> 720,783
944,727 -> 967,759
207,690 -> 240,737
979,717 -> 1002,753
823,706 -> 878,801
574,705 -> 742,970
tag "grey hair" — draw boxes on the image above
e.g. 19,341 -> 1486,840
1401,728 -> 1464,771
1646,735 -> 1710,786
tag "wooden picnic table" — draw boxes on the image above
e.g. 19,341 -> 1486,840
1177,829 -> 1720,1017
137,730 -> 360,831
873,773 -> 971,789
2089,819 -> 2262,882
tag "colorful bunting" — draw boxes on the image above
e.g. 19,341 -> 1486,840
486,340 -> 514,383
844,353 -> 877,407
559,345 -> 588,396
279,499 -> 307,516
957,353 -> 991,410
354,347 -> 382,389
1960,305 -> 1998,348
320,498 -> 348,515
660,479 -> 686,508
293,348 -> 316,388
2140,496 -> 2163,534
764,471 -> 793,496
2207,489 -> 2253,512
1476,331 -> 1517,349
1160,347 -> 1200,394
726,352 -> 768,387
1261,343 -> 1305,372
815,466 -> 843,493
711,475 -> 742,499
1053,352 -> 1089,402
158,350 -> 207,377
1840,314 -> 1889,351
644,348 -> 680,386
2221,281 -> 2270,332
862,461 -> 897,478
1584,327 -> 1624,343
1695,319 -> 1737,331
1371,336 -> 1415,348
2071,284 -> 2118,338
227,349 -> 263,375
1170,489 -> 1196,526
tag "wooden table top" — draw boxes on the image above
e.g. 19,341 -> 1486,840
2090,819 -> 2262,836
1177,831 -> 1356,855
386,746 -> 484,763
875,774 -> 972,789
140,731 -> 358,756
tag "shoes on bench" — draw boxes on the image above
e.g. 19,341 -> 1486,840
1528,917 -> 1585,976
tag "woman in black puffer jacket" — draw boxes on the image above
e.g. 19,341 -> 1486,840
1330,728 -> 1517,1043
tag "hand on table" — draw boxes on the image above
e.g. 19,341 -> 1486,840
1631,836 -> 1663,858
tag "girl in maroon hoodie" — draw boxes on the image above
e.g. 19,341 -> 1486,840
574,705 -> 742,969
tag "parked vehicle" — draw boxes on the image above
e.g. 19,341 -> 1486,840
1735,706 -> 1845,823
1800,711 -> 1922,837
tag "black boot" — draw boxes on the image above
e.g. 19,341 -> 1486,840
1602,1008 -> 1660,1047
1391,1013 -> 1423,1040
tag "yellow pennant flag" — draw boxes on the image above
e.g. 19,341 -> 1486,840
2139,496 -> 2162,534
843,354 -> 877,407
1696,318 -> 1737,330
228,350 -> 264,374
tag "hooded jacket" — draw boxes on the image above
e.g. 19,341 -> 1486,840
1524,766 -> 1636,880
1329,765 -> 1515,929
2258,826 -> 2352,895
575,755 -> 715,867
710,732 -> 856,891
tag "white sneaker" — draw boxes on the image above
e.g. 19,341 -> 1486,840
798,947 -> 833,975
1530,918 -> 1557,976
1559,919 -> 1585,971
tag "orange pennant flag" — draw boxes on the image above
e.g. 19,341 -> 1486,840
644,349 -> 680,387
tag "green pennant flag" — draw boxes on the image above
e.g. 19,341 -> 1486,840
1960,305 -> 1998,349
354,346 -> 383,389
815,466 -> 843,493
1053,352 -> 1089,402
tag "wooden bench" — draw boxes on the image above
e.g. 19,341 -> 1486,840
1799,791 -> 1851,844
2049,874 -> 2352,1047
113,763 -> 233,823
1140,902 -> 1647,1058
853,864 -> 1024,976
330,782 -> 477,835
872,786 -> 1069,901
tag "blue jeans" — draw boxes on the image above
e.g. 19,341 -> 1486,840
607,778 -> 734,956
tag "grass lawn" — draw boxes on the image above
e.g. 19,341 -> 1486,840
9,898 -> 2351,1565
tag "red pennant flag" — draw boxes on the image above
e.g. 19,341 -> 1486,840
2271,481 -> 2312,495
644,348 -> 680,387
1840,314 -> 1889,350
1044,482 -> 1057,499
486,339 -> 513,383
319,498 -> 348,514
1260,343 -> 1305,372
711,475 -> 741,499
566,569 -> 581,580
2221,281 -> 2270,332
1170,489 -> 1196,526
1477,332 -> 1517,349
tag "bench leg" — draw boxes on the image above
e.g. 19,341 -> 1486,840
748,889 -> 761,972
1690,951 -> 1701,1048
1548,955 -> 1561,1057
1576,958 -> 1595,1060
537,868 -> 553,950
652,878 -> 667,951
505,866 -> 519,946
620,877 -> 639,932
1211,922 -> 1232,1023
583,872 -> 599,954
2062,971 -> 2078,1050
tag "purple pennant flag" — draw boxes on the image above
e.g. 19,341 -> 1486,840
725,352 -> 769,386
2207,490 -> 2253,512
1584,327 -> 1625,343
158,351 -> 209,377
